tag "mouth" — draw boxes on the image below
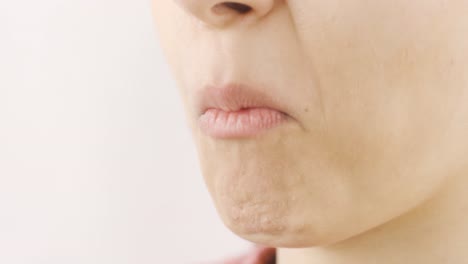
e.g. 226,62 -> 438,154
197,83 -> 292,139
199,107 -> 288,139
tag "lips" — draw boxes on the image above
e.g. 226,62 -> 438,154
197,83 -> 290,139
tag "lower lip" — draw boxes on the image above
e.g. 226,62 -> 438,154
198,108 -> 287,139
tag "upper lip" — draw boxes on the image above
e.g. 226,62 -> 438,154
197,82 -> 290,116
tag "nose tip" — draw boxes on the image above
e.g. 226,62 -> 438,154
175,0 -> 276,28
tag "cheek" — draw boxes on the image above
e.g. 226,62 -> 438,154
260,1 -> 468,245
153,0 -> 209,122
290,1 -> 468,167
153,1 -> 199,80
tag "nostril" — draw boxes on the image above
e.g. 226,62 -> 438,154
216,2 -> 252,15
224,2 -> 252,14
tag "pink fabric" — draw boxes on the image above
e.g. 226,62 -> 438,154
219,246 -> 276,264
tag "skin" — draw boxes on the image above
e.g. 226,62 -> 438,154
152,1 -> 468,263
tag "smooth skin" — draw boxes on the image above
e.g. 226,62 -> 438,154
152,1 -> 468,263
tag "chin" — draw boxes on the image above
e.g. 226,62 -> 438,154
215,198 -> 343,248
225,218 -> 338,248
231,221 -> 359,248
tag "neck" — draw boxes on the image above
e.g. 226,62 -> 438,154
277,172 -> 468,264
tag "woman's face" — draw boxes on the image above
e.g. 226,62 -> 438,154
153,1 -> 468,247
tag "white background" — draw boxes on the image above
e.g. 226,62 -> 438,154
0,0 -> 249,263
